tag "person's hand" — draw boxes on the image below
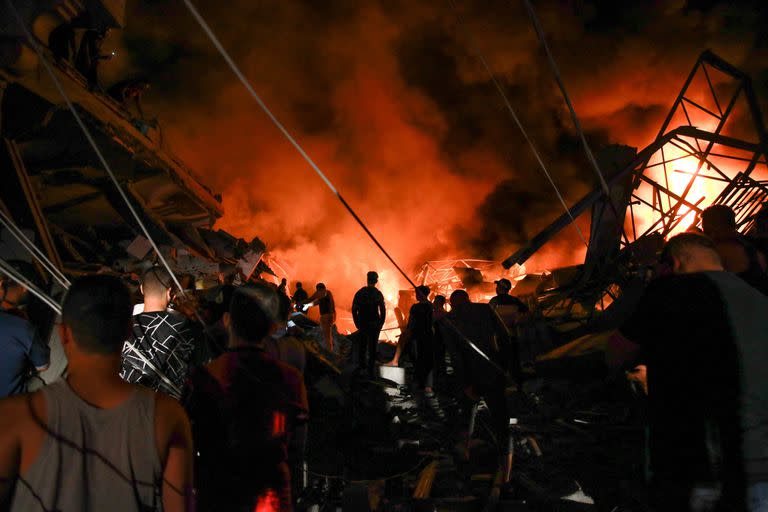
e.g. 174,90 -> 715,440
626,365 -> 647,395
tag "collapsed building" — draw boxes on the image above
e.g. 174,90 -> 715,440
0,1 -> 276,295
500,51 -> 768,367
2,2 -> 768,510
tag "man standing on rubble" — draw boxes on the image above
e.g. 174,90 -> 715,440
291,282 -> 308,309
120,267 -> 205,400
352,271 -> 386,378
619,233 -> 768,510
441,290 -> 516,491
489,278 -> 528,313
305,283 -> 336,352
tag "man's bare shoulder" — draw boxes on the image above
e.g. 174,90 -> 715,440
154,393 -> 189,425
0,391 -> 46,433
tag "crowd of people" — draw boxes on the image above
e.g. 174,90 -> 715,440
0,203 -> 766,511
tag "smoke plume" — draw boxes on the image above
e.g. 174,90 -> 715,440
105,0 -> 768,307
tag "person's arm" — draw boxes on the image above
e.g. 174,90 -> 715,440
27,325 -> 50,373
156,395 -> 194,512
615,279 -> 666,370
351,292 -> 361,327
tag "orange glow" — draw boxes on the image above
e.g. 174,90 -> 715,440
254,489 -> 279,512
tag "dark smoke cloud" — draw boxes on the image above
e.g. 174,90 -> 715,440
102,0 -> 768,304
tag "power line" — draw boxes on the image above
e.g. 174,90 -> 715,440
448,0 -> 588,248
520,0 -> 612,200
7,0 -> 187,298
181,0 -> 505,372
0,208 -> 70,288
0,258 -> 62,315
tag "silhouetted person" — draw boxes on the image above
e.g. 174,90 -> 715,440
0,275 -> 193,511
431,295 -> 447,390
750,205 -> 768,255
618,233 -> 768,510
121,267 -> 204,400
441,289 -> 514,456
306,283 -> 335,351
186,284 -> 308,511
433,295 -> 447,319
48,22 -> 76,63
0,261 -> 49,397
107,79 -> 150,118
408,286 -> 434,390
75,28 -> 112,90
264,292 -> 306,375
291,282 -> 308,308
352,271 -> 386,378
702,204 -> 768,295
277,278 -> 288,296
489,278 -> 528,311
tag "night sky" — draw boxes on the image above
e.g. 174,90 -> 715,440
103,0 -> 768,301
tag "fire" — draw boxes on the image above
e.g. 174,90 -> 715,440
631,141 -> 742,241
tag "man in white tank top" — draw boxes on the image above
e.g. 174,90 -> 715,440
0,275 -> 194,511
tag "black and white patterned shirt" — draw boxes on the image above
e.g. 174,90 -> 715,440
120,311 -> 197,400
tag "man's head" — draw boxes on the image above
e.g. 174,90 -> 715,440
701,204 -> 737,239
60,275 -> 133,358
141,266 -> 172,311
280,278 -> 287,285
433,295 -> 446,309
296,282 -> 303,290
754,207 -> 768,237
367,271 -> 379,286
660,232 -> 723,274
227,283 -> 278,345
0,260 -> 40,308
449,289 -> 471,309
316,283 -> 326,291
494,278 -> 512,296
415,285 -> 430,302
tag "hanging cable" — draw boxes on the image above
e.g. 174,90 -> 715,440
448,0 -> 588,248
8,0 -> 227,354
0,209 -> 70,288
0,258 -> 62,315
520,0 -> 612,199
181,0 -> 505,373
6,0 -> 187,297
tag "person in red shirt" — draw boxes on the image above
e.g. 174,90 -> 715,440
186,283 -> 308,511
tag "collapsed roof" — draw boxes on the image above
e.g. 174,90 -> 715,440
0,0 -> 270,281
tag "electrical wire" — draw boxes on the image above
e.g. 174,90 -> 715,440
181,0 -> 506,374
0,208 -> 70,288
8,0 -> 225,353
520,0 -> 612,200
0,258 -> 62,315
448,0 -> 588,248
6,0 -> 187,299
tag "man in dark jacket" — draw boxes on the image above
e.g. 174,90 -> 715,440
440,290 -> 514,453
186,284 -> 308,511
351,271 -> 386,378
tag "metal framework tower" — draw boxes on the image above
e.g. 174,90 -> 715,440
502,50 -> 768,319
